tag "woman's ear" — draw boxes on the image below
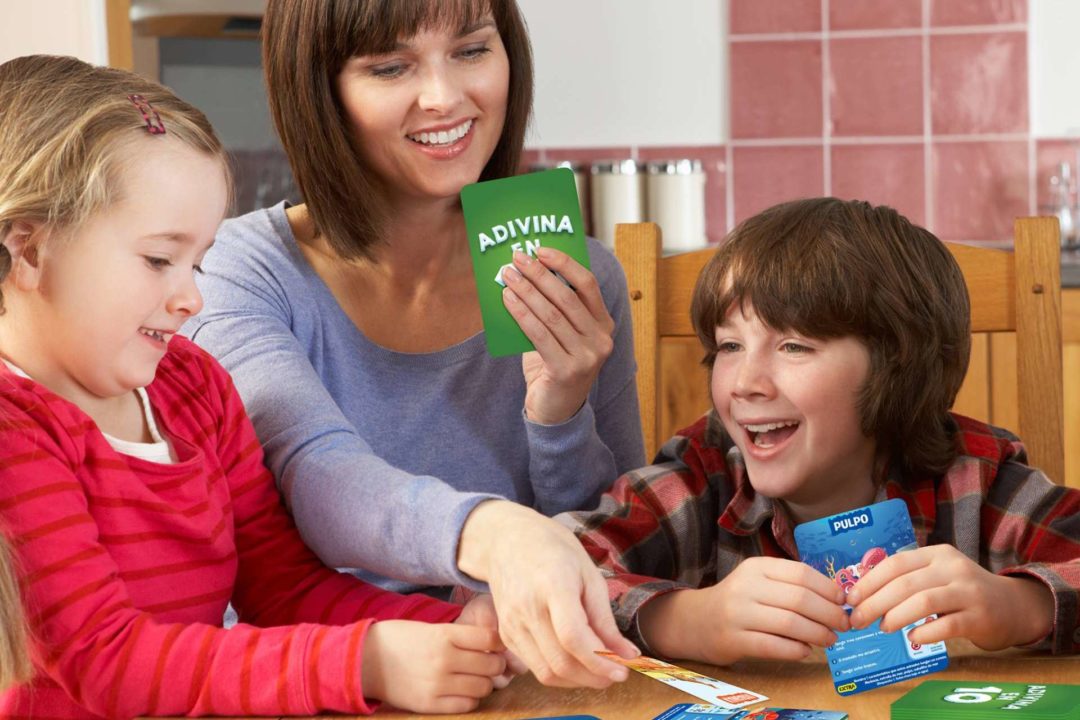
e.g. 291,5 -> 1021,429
2,220 -> 47,291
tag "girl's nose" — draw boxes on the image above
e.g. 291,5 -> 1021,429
168,273 -> 204,318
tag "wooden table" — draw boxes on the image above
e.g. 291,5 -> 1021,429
372,641 -> 1080,719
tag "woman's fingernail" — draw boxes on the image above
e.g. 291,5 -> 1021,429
513,250 -> 534,266
502,265 -> 523,283
535,246 -> 555,260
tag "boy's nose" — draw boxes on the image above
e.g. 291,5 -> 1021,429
732,357 -> 774,398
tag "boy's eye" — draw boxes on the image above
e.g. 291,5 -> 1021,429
717,341 -> 741,353
144,256 -> 172,270
781,342 -> 812,354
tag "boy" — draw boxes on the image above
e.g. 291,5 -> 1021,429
558,198 -> 1080,665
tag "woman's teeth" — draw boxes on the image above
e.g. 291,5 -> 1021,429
408,119 -> 473,146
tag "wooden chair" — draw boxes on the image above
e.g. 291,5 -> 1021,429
615,218 -> 1066,485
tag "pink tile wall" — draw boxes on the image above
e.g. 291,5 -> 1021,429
526,0 -> 1059,248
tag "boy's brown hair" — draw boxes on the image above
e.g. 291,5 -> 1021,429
691,197 -> 971,476
262,0 -> 533,261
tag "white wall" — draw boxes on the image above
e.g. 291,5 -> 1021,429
519,0 -> 726,148
0,0 -> 108,65
1030,0 -> 1080,137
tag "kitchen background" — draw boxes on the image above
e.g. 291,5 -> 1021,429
3,0 -> 1079,250
4,0 -> 1080,485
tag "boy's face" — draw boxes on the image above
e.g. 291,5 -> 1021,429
711,303 -> 878,523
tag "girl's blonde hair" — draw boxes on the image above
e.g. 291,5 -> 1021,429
0,54 -> 231,312
0,534 -> 30,690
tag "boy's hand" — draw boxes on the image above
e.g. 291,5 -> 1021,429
454,592 -> 527,688
847,544 -> 1054,650
640,557 -> 850,665
362,620 -> 506,714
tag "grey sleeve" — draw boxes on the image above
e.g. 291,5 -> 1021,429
184,248 -> 496,589
524,241 -> 646,515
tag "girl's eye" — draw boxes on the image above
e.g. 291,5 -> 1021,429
144,256 -> 171,271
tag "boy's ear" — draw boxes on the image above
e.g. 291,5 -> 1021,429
2,220 -> 47,291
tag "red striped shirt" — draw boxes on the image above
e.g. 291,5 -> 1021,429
0,337 -> 459,719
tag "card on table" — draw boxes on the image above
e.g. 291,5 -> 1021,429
653,705 -> 848,720
891,681 -> 1080,719
460,167 -> 590,357
793,498 -> 949,696
596,651 -> 767,709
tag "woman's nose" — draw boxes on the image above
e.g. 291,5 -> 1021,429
417,65 -> 463,114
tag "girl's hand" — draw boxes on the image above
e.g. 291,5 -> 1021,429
639,557 -> 850,665
454,592 -> 527,688
847,544 -> 1054,650
500,247 -> 615,425
457,501 -> 639,689
361,620 -> 506,714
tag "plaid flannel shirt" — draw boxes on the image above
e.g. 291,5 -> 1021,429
558,410 -> 1080,654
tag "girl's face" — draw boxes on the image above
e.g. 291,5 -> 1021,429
336,17 -> 510,205
21,138 -> 227,404
710,303 -> 878,524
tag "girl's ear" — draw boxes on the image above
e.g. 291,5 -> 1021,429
2,220 -> 47,291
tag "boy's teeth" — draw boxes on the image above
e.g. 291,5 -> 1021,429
744,421 -> 797,432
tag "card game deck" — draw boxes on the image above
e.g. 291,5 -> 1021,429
595,651 -> 768,709
891,680 -> 1080,719
653,705 -> 848,720
460,167 -> 591,357
794,498 -> 949,696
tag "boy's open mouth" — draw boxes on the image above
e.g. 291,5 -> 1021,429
742,420 -> 800,449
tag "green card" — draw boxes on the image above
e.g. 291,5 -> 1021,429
461,167 -> 590,357
891,681 -> 1080,719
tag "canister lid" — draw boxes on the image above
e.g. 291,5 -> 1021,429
590,159 -> 642,175
645,159 -> 703,175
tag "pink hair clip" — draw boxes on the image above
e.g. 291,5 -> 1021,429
127,94 -> 166,135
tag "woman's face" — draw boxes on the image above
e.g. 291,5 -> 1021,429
336,18 -> 510,205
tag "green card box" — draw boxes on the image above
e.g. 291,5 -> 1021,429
891,681 -> 1080,720
461,167 -> 590,357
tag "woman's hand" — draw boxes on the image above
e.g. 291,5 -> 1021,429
847,544 -> 1055,650
361,620 -> 506,714
457,500 -> 639,688
639,557 -> 850,665
500,247 -> 615,425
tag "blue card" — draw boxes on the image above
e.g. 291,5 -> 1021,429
793,498 -> 948,696
653,705 -> 848,720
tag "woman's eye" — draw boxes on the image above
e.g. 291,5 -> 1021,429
369,63 -> 407,79
144,256 -> 171,270
458,44 -> 491,61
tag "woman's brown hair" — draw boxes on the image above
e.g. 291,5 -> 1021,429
691,197 -> 971,476
0,54 -> 231,314
262,0 -> 533,261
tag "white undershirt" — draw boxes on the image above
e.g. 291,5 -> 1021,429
2,360 -> 175,464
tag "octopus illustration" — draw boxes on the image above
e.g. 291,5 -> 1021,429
831,546 -> 887,594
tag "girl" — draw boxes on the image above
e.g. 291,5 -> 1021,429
185,0 -> 642,688
0,55 -> 505,719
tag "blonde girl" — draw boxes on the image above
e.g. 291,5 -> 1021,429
0,55 -> 504,719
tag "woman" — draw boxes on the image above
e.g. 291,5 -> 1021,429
184,0 -> 643,688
